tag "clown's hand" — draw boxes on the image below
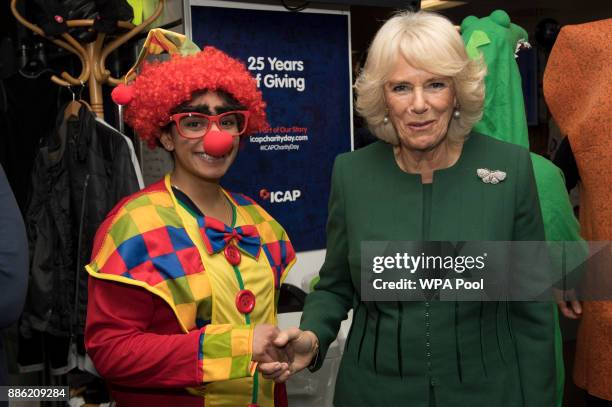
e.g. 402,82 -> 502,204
258,327 -> 319,383
252,324 -> 289,365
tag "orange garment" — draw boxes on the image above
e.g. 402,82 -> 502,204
544,18 -> 612,401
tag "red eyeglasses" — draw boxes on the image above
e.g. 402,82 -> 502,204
168,111 -> 250,139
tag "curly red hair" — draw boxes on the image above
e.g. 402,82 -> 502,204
123,46 -> 267,148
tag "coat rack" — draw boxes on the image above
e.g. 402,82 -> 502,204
10,0 -> 165,117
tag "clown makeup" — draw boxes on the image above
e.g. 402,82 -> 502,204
160,90 -> 243,184
172,89 -> 246,116
167,90 -> 248,141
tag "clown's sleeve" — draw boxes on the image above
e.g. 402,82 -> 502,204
85,278 -> 256,387
85,203 -> 256,387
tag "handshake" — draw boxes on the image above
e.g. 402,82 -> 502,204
251,324 -> 319,383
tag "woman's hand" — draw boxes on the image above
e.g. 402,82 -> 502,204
258,327 -> 319,383
554,288 -> 583,319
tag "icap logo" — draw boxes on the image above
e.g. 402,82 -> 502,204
259,188 -> 302,203
259,189 -> 271,200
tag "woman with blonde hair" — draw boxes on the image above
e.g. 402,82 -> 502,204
260,10 -> 556,407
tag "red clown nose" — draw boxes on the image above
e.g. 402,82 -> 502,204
203,130 -> 234,157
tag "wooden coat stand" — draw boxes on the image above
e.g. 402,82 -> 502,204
10,0 -> 166,117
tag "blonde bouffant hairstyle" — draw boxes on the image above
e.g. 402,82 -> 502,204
355,10 -> 486,144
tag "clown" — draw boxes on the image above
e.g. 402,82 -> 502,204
85,29 -> 295,407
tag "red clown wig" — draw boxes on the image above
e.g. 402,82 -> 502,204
120,46 -> 268,148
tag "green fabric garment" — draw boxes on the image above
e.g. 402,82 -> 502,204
461,10 -> 529,149
300,134 -> 557,407
530,154 -> 585,407
127,0 -> 143,25
127,0 -> 164,27
461,11 -> 586,407
531,154 -> 586,288
529,154 -> 580,242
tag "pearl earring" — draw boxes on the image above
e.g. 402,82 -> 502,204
383,116 -> 389,124
453,109 -> 461,119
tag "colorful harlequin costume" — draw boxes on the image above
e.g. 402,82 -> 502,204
461,11 -> 587,407
85,29 -> 295,406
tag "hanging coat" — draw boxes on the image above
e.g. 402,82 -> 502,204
19,103 -> 141,370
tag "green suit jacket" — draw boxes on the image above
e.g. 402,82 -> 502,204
300,133 -> 556,407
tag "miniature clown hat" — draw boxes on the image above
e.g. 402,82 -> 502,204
112,28 -> 268,148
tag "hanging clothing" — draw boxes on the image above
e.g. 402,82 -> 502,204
0,72 -> 60,209
461,10 -> 531,149
552,137 -> 579,192
544,18 -> 612,402
94,117 -> 144,190
126,0 -> 163,27
461,12 -> 587,406
85,175 -> 295,406
18,103 -> 141,373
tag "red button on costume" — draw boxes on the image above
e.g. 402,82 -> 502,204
236,290 -> 256,314
224,244 -> 242,265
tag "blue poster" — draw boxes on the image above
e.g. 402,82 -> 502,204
189,4 -> 352,251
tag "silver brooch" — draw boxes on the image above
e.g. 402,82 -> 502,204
477,168 -> 507,184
